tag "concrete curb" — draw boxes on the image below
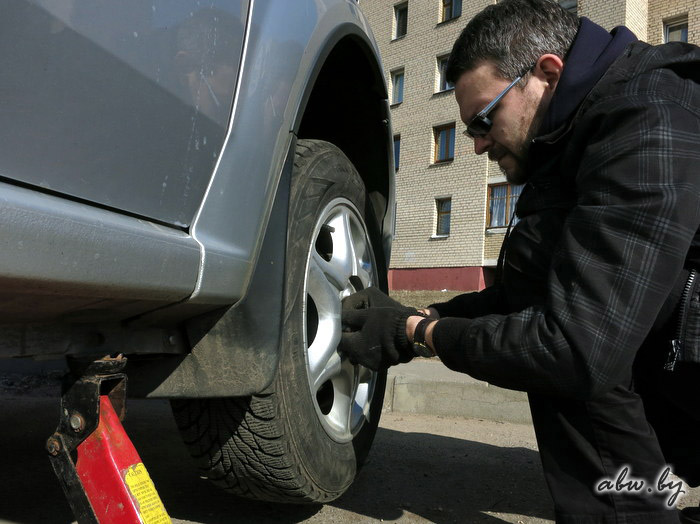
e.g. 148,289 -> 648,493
384,358 -> 532,425
0,357 -> 533,425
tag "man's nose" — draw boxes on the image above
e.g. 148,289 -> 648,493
473,136 -> 491,155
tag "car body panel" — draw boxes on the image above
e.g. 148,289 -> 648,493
187,0 -> 390,305
0,0 -> 395,400
0,0 -> 247,227
0,181 -> 200,325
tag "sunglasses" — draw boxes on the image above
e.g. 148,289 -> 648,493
464,67 -> 533,139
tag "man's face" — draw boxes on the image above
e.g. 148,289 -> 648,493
455,61 -> 550,184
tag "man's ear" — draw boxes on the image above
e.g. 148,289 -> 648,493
534,54 -> 564,93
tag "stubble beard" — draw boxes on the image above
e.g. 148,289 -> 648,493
498,142 -> 530,185
501,99 -> 548,185
501,161 -> 528,185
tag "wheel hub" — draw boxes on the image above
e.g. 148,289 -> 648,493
302,198 -> 378,443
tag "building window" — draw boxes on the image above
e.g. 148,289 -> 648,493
437,55 -> 454,92
558,0 -> 577,13
441,0 -> 462,22
394,3 -> 408,39
434,124 -> 455,163
436,198 -> 451,236
391,69 -> 404,105
665,19 -> 688,42
393,135 -> 401,171
488,183 -> 523,228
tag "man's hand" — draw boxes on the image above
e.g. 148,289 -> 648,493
340,307 -> 414,370
339,288 -> 419,371
341,286 -> 413,312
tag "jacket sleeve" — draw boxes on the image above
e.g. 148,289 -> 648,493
433,93 -> 700,399
428,284 -> 503,318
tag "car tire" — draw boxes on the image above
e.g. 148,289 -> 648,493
171,139 -> 386,503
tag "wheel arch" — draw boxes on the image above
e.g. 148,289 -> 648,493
296,33 -> 395,290
127,12 -> 395,399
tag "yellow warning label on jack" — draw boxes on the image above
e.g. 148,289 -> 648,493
124,463 -> 171,524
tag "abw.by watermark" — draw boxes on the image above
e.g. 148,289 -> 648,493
595,466 -> 686,507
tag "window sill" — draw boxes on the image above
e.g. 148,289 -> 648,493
429,159 -> 454,167
391,35 -> 407,42
486,227 -> 508,234
436,16 -> 461,28
430,234 -> 450,240
390,102 -> 403,108
432,88 -> 454,98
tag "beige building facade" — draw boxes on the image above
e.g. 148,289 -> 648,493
359,0 -> 699,291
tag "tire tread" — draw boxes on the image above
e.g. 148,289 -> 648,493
171,139 -> 378,504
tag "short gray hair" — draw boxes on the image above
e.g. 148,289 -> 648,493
446,0 -> 579,84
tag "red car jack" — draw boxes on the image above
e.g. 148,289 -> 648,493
46,356 -> 171,524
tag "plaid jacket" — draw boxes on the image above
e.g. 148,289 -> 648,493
432,41 -> 700,399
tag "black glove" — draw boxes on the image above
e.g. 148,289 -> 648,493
342,286 -> 412,312
339,288 -> 419,371
339,307 -> 414,370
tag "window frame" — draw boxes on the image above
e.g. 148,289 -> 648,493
393,134 -> 401,171
390,68 -> 405,105
557,0 -> 577,14
435,197 -> 452,237
440,0 -> 462,23
433,123 -> 455,163
393,2 -> 408,39
664,17 -> 688,43
436,55 -> 454,93
486,183 -> 523,229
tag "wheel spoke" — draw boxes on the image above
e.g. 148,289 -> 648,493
306,258 -> 342,382
307,254 -> 342,315
355,259 -> 373,290
312,251 -> 346,293
312,352 -> 342,392
314,209 -> 357,291
347,216 -> 374,290
347,364 -> 361,431
329,358 -> 356,438
356,364 -> 374,387
352,365 -> 374,425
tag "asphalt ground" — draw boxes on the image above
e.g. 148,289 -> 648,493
1,289 -> 699,521
0,394 -> 553,524
1,358 -> 699,523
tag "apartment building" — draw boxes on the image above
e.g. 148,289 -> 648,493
359,0 -> 699,291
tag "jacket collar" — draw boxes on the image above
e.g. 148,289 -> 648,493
536,18 -> 637,140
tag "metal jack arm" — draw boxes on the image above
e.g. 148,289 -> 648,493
47,356 -> 170,524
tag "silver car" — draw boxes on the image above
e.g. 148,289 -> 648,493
0,0 -> 395,503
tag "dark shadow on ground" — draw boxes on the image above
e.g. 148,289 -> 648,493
0,396 -> 552,523
332,424 -> 553,523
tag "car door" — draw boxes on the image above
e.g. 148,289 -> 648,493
0,0 -> 248,228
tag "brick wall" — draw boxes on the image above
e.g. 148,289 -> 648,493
578,0 -> 647,39
360,0 -> 494,273
484,229 -> 505,262
648,0 -> 699,45
359,0 -> 696,290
